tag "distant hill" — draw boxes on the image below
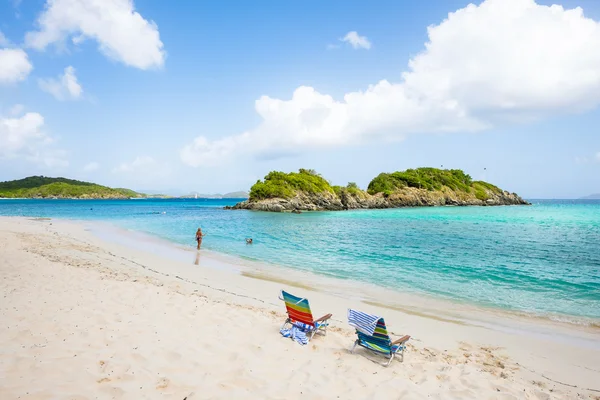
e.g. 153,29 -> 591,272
0,176 -> 144,199
580,193 -> 600,200
222,191 -> 249,198
180,191 -> 249,199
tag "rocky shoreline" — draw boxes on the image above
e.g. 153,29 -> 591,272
226,186 -> 529,212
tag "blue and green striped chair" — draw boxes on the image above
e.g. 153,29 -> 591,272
348,309 -> 410,366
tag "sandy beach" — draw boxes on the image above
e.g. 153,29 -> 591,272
1,216 -> 599,399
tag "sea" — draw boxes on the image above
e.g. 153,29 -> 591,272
1,198 -> 599,324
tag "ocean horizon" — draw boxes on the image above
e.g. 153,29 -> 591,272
1,198 -> 599,324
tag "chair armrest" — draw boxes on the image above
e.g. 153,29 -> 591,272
313,313 -> 333,323
391,335 -> 411,345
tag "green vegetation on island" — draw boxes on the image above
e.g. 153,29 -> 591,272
233,168 -> 528,211
366,168 -> 501,201
249,169 -> 334,201
0,176 -> 144,199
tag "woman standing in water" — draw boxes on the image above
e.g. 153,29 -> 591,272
195,228 -> 205,250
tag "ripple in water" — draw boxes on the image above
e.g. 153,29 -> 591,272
1,198 -> 599,322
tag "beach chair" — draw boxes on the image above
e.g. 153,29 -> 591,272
278,290 -> 332,341
347,309 -> 410,366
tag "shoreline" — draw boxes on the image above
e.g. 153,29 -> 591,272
5,213 -> 599,329
88,217 -> 600,329
1,216 -> 600,398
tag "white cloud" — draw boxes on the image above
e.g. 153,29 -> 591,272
9,104 -> 25,116
181,0 -> 600,167
27,149 -> 69,168
0,48 -> 33,84
0,112 -> 45,155
341,31 -> 371,50
39,66 -> 83,101
0,31 -> 11,47
112,155 -> 172,185
113,156 -> 158,173
0,108 -> 68,167
83,161 -> 99,172
25,0 -> 165,70
576,152 -> 600,164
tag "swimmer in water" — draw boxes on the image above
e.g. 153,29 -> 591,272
246,238 -> 253,244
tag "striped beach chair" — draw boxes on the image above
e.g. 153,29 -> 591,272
279,290 -> 332,341
348,309 -> 410,366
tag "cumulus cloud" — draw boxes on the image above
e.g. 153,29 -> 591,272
0,108 -> 68,167
39,66 -> 83,101
181,0 -> 600,167
83,161 -> 99,172
25,0 -> 165,70
0,48 -> 33,84
341,31 -> 371,50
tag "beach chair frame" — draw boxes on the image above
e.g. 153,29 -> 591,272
348,310 -> 410,367
278,290 -> 332,341
350,333 -> 409,366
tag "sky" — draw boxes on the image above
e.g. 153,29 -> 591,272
1,0 -> 600,198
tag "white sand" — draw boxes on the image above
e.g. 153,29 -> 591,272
1,216 -> 599,399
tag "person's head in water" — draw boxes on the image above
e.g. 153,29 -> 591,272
246,238 -> 253,244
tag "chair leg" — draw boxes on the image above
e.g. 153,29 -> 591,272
350,340 -> 358,354
280,318 -> 291,331
318,322 -> 328,336
385,353 -> 394,367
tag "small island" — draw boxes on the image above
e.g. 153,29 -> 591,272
580,193 -> 600,200
179,191 -> 249,199
228,168 -> 529,212
0,176 -> 144,199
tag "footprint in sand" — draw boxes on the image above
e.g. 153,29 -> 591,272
97,360 -> 107,373
156,377 -> 170,389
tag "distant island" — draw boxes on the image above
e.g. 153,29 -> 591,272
0,176 -> 144,199
228,168 -> 529,212
0,176 -> 250,200
580,193 -> 600,200
180,191 -> 249,199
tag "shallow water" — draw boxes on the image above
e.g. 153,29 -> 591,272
1,198 -> 599,321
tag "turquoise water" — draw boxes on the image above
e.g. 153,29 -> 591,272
1,199 -> 599,321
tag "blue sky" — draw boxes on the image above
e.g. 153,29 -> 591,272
1,0 -> 599,198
